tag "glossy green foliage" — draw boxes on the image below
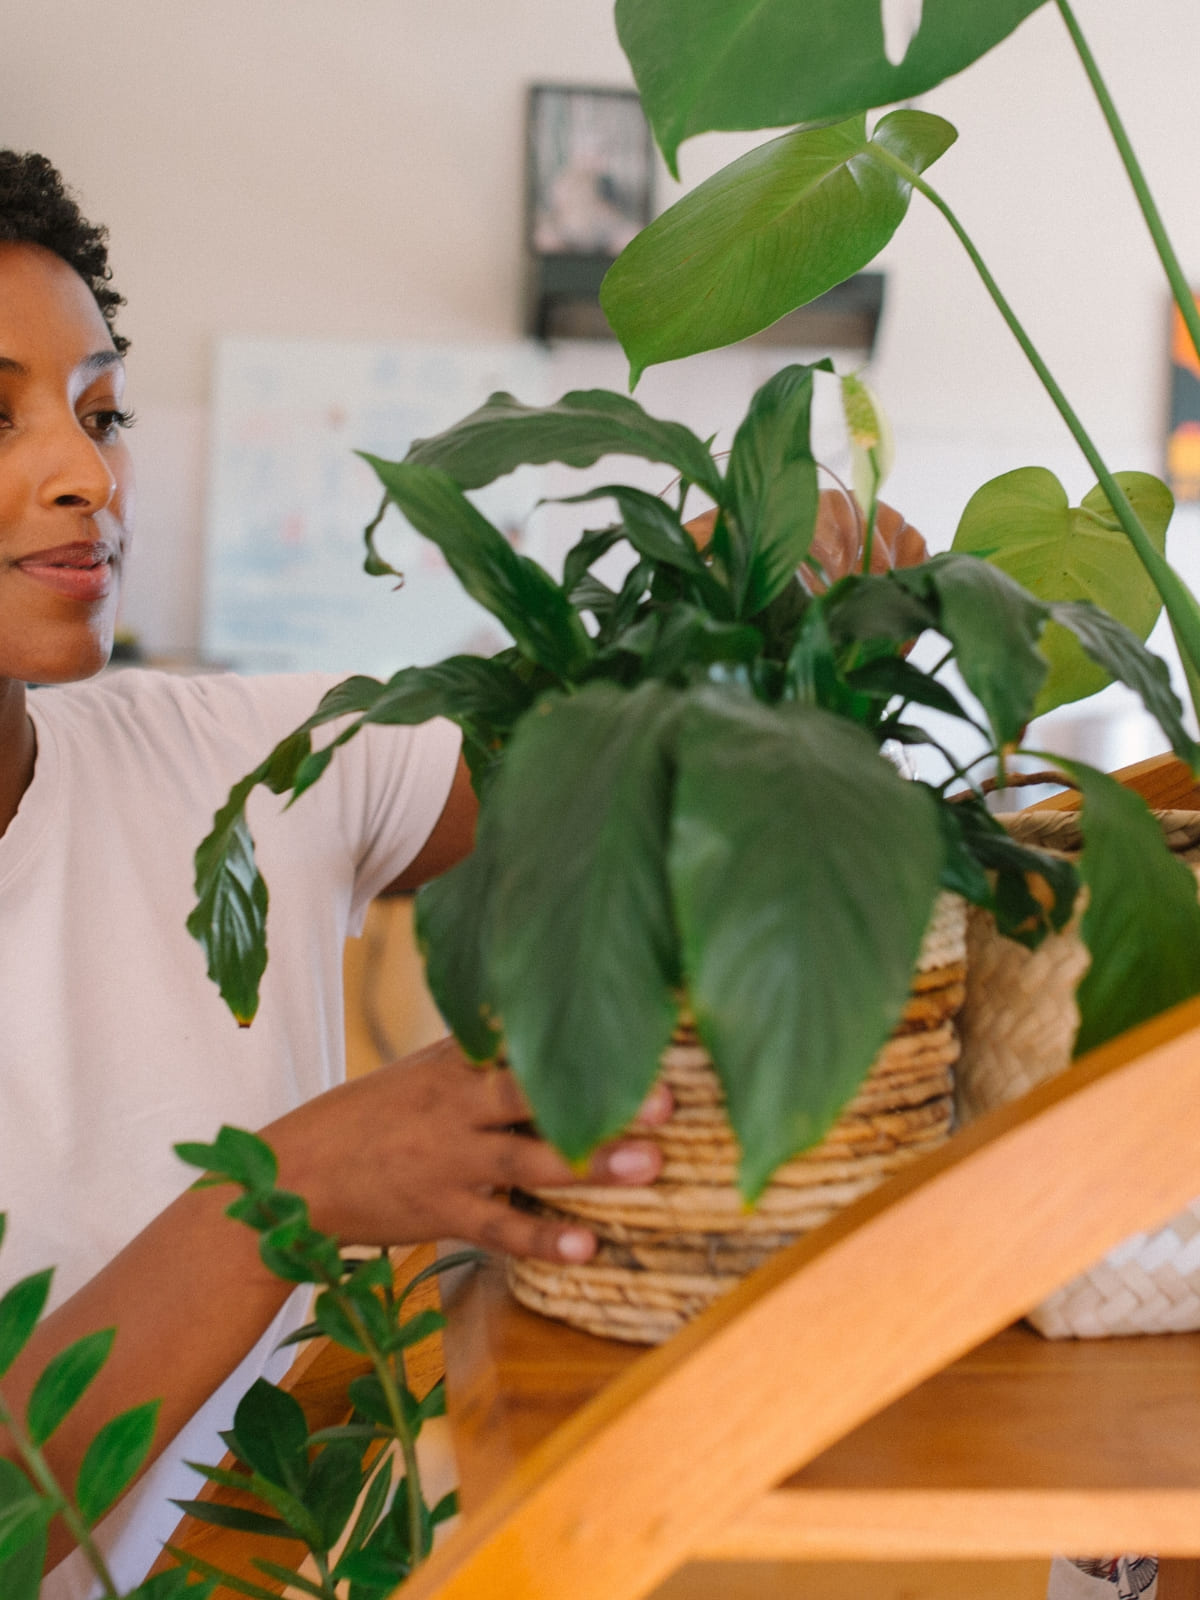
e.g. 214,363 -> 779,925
1054,762 -> 1200,1057
669,693 -> 943,1199
191,366 -> 1200,1196
171,1131 -> 474,1599
615,0 -> 1047,173
954,468 -> 1171,713
601,112 -> 957,378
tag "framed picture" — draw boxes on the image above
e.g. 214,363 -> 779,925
527,85 -> 654,258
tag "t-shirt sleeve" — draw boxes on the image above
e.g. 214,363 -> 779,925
175,670 -> 463,936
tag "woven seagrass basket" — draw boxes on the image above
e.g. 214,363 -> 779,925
507,891 -> 967,1344
957,808 -> 1200,1339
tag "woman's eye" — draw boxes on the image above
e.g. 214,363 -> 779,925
85,408 -> 136,439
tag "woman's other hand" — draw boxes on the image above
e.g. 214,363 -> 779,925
266,1037 -> 672,1265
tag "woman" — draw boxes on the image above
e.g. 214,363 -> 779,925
0,150 -> 671,1597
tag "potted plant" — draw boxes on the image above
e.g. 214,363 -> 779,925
186,0 -> 1200,1340
188,353 -> 1200,1335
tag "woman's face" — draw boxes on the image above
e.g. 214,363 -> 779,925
0,242 -> 134,686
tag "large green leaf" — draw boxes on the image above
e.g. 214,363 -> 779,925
898,555 -> 1048,747
602,111 -> 956,380
1048,601 -> 1200,769
404,388 -> 724,502
616,0 -> 1047,174
952,468 -> 1171,713
229,1379 -> 309,1495
27,1328 -> 114,1447
361,457 -> 593,678
668,692 -> 944,1199
415,833 -> 503,1062
487,682 -> 684,1160
724,364 -> 826,617
1049,761 -> 1200,1056
76,1399 -> 160,1526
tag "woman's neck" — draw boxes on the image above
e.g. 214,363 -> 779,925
0,679 -> 35,840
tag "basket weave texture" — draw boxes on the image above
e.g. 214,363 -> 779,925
956,808 -> 1200,1339
507,892 -> 967,1344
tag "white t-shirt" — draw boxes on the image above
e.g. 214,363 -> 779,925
0,668 -> 460,1597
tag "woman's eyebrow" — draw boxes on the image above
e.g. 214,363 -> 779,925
0,355 -> 26,375
78,350 -> 123,378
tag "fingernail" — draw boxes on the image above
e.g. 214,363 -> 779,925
608,1145 -> 658,1181
557,1228 -> 594,1262
637,1082 -> 673,1123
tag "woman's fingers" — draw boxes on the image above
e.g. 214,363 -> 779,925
451,1192 -> 598,1264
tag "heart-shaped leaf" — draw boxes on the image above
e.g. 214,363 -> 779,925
601,111 -> 957,380
953,467 -> 1171,713
616,0 -> 1046,173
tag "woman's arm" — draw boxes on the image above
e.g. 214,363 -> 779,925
4,1038 -> 667,1572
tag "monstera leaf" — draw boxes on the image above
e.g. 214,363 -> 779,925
954,467 -> 1171,714
601,112 -> 956,379
616,0 -> 1047,173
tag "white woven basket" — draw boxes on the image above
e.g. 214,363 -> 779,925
957,809 -> 1200,1338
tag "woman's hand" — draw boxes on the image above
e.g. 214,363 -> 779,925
266,1036 -> 672,1264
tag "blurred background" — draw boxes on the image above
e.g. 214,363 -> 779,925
4,0 -> 1200,774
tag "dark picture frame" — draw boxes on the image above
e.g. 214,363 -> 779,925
526,84 -> 655,259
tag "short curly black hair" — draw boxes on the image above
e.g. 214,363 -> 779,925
0,150 -> 128,353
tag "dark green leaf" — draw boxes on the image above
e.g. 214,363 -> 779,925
844,654 -> 968,721
27,1328 -> 113,1446
1049,601 -> 1200,768
394,1247 -> 484,1312
258,1215 -> 343,1286
933,798 -> 993,906
601,111 -> 956,379
616,0 -> 1046,173
341,1452 -> 394,1559
557,485 -> 730,613
310,1291 -> 368,1355
951,794 -> 1079,945
169,1498 -> 294,1539
403,388 -> 723,501
612,607 -> 763,683
123,1569 -> 215,1600
897,554 -> 1048,747
725,364 -> 828,615
385,1308 -> 447,1353
429,1488 -> 458,1526
347,1375 -> 395,1430
0,1460 -> 51,1568
415,823 -> 504,1061
245,1560 -> 329,1600
0,1270 -> 52,1379
953,467 -> 1170,713
362,457 -> 593,677
823,571 -> 935,649
166,1541 -> 289,1599
186,767 -> 270,1025
75,1399 -> 160,1526
669,692 -> 944,1199
562,523 -> 625,594
488,682 -> 684,1160
0,1513 -> 46,1600
1051,761 -> 1200,1056
229,1379 -> 308,1495
175,1126 -> 279,1192
303,1441 -> 365,1552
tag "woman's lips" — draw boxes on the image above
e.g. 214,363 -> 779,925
13,543 -> 116,602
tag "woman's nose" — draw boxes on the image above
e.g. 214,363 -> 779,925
39,423 -> 117,514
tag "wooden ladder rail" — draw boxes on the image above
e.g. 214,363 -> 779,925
407,996 -> 1200,1599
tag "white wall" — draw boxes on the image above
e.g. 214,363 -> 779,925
3,0 -> 1199,750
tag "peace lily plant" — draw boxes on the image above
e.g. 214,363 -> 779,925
189,0 -> 1200,1209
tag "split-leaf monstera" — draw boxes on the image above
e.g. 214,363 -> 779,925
191,366 -> 1200,1201
604,0 -> 1200,724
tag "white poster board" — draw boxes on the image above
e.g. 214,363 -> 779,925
202,338 -> 551,676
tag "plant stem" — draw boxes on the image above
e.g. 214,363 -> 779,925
0,1390 -> 120,1599
871,141 -> 1200,731
339,1297 -> 426,1565
1055,0 -> 1200,368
